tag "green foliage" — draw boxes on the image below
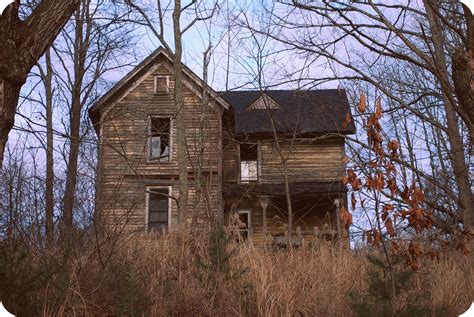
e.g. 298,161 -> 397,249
194,228 -> 253,313
194,228 -> 248,283
349,254 -> 448,317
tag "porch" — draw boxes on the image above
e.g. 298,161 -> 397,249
224,182 -> 348,248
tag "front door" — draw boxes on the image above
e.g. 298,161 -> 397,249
235,209 -> 251,240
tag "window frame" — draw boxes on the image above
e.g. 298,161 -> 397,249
154,75 -> 170,94
148,116 -> 173,163
239,142 -> 260,184
145,186 -> 172,232
235,209 -> 252,239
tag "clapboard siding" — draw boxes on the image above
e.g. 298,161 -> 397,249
97,59 -> 222,231
224,137 -> 345,184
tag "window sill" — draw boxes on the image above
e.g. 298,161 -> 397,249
146,160 -> 174,165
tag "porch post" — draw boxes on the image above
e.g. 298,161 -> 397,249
260,197 -> 269,249
334,198 -> 341,239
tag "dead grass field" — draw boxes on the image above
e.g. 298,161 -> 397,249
1,231 -> 472,316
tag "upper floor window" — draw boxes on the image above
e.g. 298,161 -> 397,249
154,76 -> 170,93
240,143 -> 258,183
150,117 -> 171,161
147,187 -> 170,232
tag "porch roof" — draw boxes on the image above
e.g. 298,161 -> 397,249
223,181 -> 347,198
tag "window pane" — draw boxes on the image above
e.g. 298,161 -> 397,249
148,188 -> 169,232
248,161 -> 257,180
240,143 -> 258,160
149,211 -> 168,223
241,160 -> 258,182
149,222 -> 167,232
149,190 -> 168,212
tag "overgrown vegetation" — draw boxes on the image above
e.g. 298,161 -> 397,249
0,231 -> 471,316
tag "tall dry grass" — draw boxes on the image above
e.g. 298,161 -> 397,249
1,230 -> 472,316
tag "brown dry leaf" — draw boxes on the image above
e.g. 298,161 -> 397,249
412,188 -> 424,206
388,139 -> 399,152
340,206 -> 353,225
387,178 -> 398,196
351,192 -> 357,211
342,111 -> 352,129
401,186 -> 410,204
342,155 -> 350,164
373,230 -> 382,247
385,218 -> 396,237
408,241 -> 423,257
375,97 -> 382,118
391,241 -> 399,255
341,174 -> 349,185
358,93 -> 367,113
375,171 -> 385,192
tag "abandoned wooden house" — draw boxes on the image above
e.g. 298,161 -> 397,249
89,47 -> 356,247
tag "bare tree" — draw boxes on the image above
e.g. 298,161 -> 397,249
237,0 -> 472,239
0,0 -> 80,167
37,49 -> 55,246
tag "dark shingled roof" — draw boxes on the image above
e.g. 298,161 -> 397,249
221,89 -> 356,136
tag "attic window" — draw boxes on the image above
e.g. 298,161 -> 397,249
247,94 -> 281,110
240,143 -> 259,183
154,76 -> 170,93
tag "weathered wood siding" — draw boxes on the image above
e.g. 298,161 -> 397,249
97,58 -> 222,231
224,137 -> 345,184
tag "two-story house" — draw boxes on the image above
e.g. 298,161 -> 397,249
89,47 -> 356,247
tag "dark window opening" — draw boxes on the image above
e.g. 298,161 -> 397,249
240,143 -> 258,183
148,188 -> 169,232
150,117 -> 170,161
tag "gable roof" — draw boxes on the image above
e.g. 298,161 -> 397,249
247,94 -> 281,110
221,89 -> 356,136
89,47 -> 230,134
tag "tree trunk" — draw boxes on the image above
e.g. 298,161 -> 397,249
0,0 -> 80,168
173,0 -> 189,227
62,5 -> 87,234
452,4 -> 474,148
424,0 -> 473,232
44,50 -> 55,246
0,79 -> 21,167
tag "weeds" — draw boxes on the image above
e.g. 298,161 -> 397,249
0,232 -> 471,316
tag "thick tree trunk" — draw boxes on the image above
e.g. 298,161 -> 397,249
173,0 -> 189,226
0,0 -> 80,168
452,5 -> 474,149
0,79 -> 21,167
424,1 -> 473,232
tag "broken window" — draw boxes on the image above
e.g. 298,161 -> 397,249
240,143 -> 258,183
148,188 -> 169,232
150,117 -> 171,161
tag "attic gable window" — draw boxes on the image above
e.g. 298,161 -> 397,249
240,143 -> 259,183
154,76 -> 170,93
150,117 -> 171,162
247,94 -> 281,110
